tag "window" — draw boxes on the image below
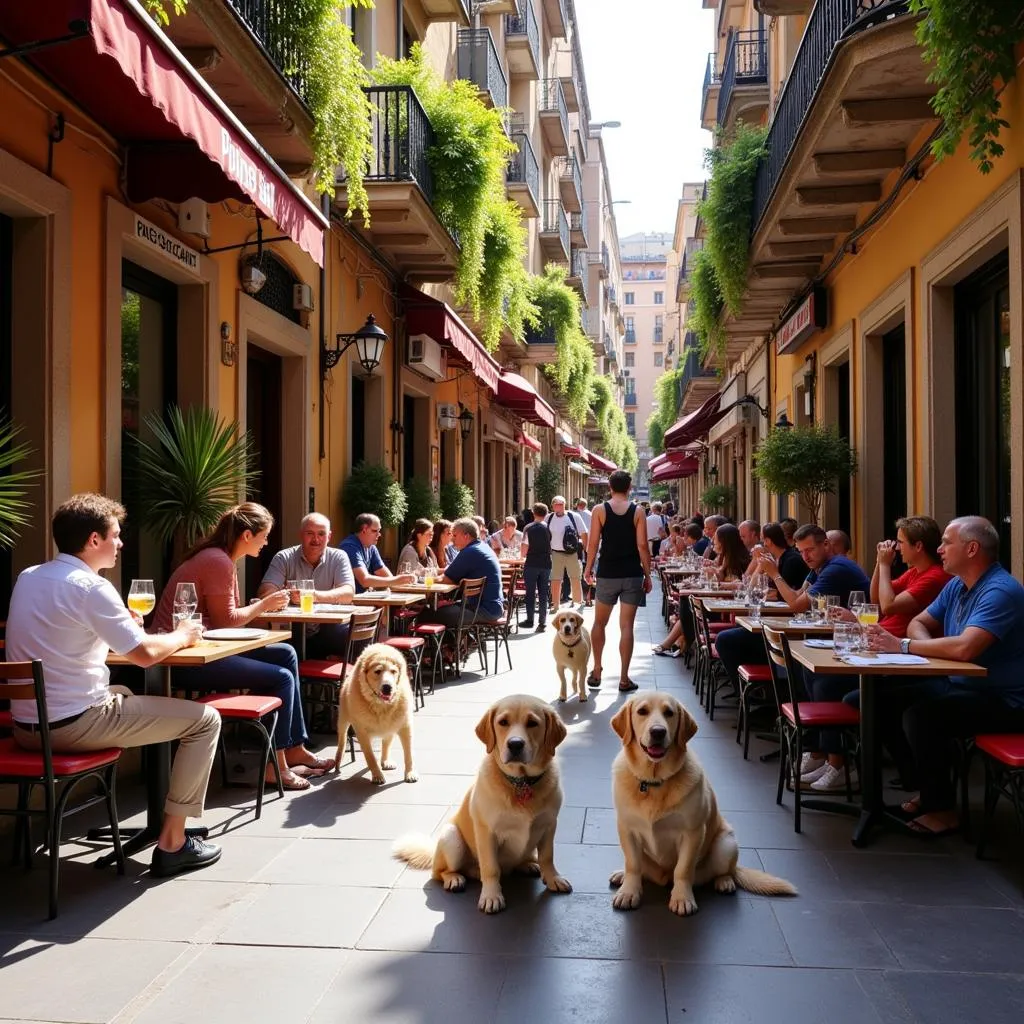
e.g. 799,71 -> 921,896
624,352 -> 635,367
655,314 -> 664,328
626,412 -> 636,435
624,292 -> 634,305
654,352 -> 663,367
625,316 -> 634,331
654,291 -> 664,305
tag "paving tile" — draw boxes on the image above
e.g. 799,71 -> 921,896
165,835 -> 298,883
306,801 -> 450,840
557,804 -> 587,843
581,806 -> 620,845
755,849 -> 846,901
254,837 -> 407,888
324,771 -> 474,806
308,950 -> 507,1023
881,969 -> 1024,1024
771,900 -> 899,968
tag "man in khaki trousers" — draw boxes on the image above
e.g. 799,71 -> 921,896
6,493 -> 223,878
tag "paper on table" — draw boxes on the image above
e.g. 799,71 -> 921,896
804,639 -> 835,649
842,654 -> 929,666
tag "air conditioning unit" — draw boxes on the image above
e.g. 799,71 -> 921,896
408,334 -> 446,382
293,283 -> 314,312
437,402 -> 458,431
178,197 -> 210,238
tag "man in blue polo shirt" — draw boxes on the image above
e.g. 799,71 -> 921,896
429,517 -> 504,627
339,513 -> 415,594
868,516 -> 1024,836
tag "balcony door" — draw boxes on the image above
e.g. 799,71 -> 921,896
246,344 -> 283,599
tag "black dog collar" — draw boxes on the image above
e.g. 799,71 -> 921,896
638,778 -> 664,793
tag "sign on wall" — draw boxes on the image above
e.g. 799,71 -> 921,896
775,288 -> 827,356
134,215 -> 200,276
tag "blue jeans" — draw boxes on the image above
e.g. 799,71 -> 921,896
523,565 -> 550,625
174,643 -> 307,751
805,671 -> 859,755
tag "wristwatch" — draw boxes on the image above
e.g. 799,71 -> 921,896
899,638 -> 911,655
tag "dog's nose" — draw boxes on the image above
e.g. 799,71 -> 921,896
380,683 -> 393,695
506,736 -> 526,753
648,726 -> 668,744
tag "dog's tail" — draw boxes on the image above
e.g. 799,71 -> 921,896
734,865 -> 798,897
392,834 -> 436,870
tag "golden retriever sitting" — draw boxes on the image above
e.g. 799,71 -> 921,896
551,609 -> 591,703
393,695 -> 573,914
334,643 -> 417,785
609,691 -> 796,915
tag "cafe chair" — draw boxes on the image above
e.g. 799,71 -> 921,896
413,621 -> 447,693
974,734 -> 1024,886
193,693 -> 283,819
476,568 -> 518,674
736,662 -> 774,761
442,578 -> 488,679
762,627 -> 860,833
383,634 -> 427,710
0,660 -> 125,919
690,598 -> 731,719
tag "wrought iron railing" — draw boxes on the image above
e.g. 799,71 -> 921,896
539,78 -> 569,143
702,50 -> 720,108
507,131 -> 539,207
752,0 -> 910,230
571,248 -> 589,302
654,327 -> 664,344
541,199 -> 570,255
226,0 -> 307,101
559,154 -> 583,205
505,1 -> 540,72
716,29 -> 767,126
458,29 -> 508,110
680,335 -> 716,397
363,86 -> 435,203
624,329 -> 636,344
570,211 -> 588,245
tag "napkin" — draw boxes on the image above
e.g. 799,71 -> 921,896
842,654 -> 929,666
804,639 -> 835,649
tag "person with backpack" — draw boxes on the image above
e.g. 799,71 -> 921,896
546,495 -> 588,613
646,501 -> 669,558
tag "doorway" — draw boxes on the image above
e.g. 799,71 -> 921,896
882,323 -> 907,538
352,377 -> 366,466
0,214 -> 11,612
246,344 -> 283,597
954,251 -> 1011,566
834,361 -> 851,537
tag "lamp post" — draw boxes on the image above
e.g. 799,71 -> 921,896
589,120 -> 622,131
321,314 -> 388,379
458,404 -> 474,440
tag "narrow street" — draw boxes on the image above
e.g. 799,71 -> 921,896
2,582 -> 1022,1024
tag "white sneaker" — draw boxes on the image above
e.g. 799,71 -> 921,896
809,763 -> 859,793
799,762 -> 831,787
576,602 -> 586,613
799,753 -> 825,776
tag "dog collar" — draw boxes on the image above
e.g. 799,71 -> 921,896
501,769 -> 546,804
638,778 -> 664,793
558,634 -> 584,648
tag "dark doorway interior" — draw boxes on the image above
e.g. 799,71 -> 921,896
0,214 -> 12,614
954,251 -> 1011,567
835,362 -> 851,537
246,344 -> 283,599
403,394 -> 417,482
882,323 -> 907,538
351,376 -> 366,467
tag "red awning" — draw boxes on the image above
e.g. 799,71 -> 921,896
587,451 -> 617,473
0,0 -> 328,264
560,443 -> 582,457
663,392 -> 724,448
496,372 -> 556,429
400,285 -> 501,392
651,454 -> 699,482
516,432 -> 542,452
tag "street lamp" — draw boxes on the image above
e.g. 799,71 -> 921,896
322,314 -> 388,378
589,120 -> 622,130
458,404 -> 475,440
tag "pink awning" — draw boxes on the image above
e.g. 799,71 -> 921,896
587,451 -> 617,472
0,1 -> 330,265
516,432 -> 542,452
663,392 -> 724,449
651,454 -> 699,482
401,286 -> 501,392
496,372 -> 556,428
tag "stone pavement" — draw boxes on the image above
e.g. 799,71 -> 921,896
2,583 -> 1024,1023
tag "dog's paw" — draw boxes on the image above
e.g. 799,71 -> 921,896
612,886 -> 642,910
381,759 -> 398,771
578,691 -> 588,703
545,874 -> 573,894
404,770 -> 419,783
608,870 -> 625,888
668,888 -> 699,916
478,887 -> 506,914
370,772 -> 387,785
714,874 -> 737,894
516,861 -> 542,877
442,872 -> 466,892
556,694 -> 566,703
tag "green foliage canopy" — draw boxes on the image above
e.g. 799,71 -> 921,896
342,461 -> 408,529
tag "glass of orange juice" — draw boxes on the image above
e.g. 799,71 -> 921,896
298,579 -> 315,614
857,602 -> 879,627
424,574 -> 434,589
127,579 -> 156,617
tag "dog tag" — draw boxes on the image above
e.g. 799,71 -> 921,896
514,785 -> 534,805
568,650 -> 574,659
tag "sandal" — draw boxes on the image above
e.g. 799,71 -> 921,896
618,680 -> 639,693
269,771 -> 311,792
905,812 -> 959,839
586,671 -> 602,689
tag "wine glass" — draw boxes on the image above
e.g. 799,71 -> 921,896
128,579 -> 156,618
172,581 -> 197,629
848,590 -> 866,613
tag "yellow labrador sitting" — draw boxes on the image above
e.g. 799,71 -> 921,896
393,695 -> 572,913
610,692 -> 796,915
334,643 -> 417,785
551,609 -> 591,703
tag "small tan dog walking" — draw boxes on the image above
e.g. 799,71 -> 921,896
609,691 -> 797,915
393,695 -> 573,913
551,609 -> 591,702
334,644 -> 418,785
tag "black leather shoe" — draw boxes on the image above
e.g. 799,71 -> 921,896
151,836 -> 222,878
535,622 -> 546,632
518,619 -> 534,629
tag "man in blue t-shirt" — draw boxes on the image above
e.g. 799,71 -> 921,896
339,513 -> 415,594
429,517 -> 504,627
867,516 -> 1024,836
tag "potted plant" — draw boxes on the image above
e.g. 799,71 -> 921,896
0,413 -> 42,549
129,405 -> 258,561
439,479 -> 475,521
753,424 -> 858,525
534,460 -> 562,507
699,482 -> 736,515
403,476 -> 441,529
341,460 -> 408,531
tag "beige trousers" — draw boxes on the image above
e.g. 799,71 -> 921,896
14,688 -> 221,819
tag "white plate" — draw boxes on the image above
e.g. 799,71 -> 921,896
203,628 -> 266,641
804,639 -> 835,649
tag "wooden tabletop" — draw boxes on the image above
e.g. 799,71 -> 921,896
736,615 -> 835,635
788,640 -> 988,677
391,582 -> 458,596
352,592 -> 426,608
703,600 -> 789,615
107,630 -> 280,667
257,606 -> 355,625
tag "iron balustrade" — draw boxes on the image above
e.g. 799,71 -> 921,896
571,248 -> 589,302
752,0 -> 910,231
716,29 -> 767,126
560,155 -> 583,206
539,78 -> 569,143
702,51 -> 720,107
505,1 -> 540,72
507,131 -> 539,207
570,211 -> 588,245
541,199 -> 570,255
226,0 -> 307,101
458,29 -> 508,109
680,335 -> 716,397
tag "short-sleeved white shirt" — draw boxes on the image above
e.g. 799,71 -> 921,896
575,507 -> 593,531
646,513 -> 666,542
5,554 -> 146,723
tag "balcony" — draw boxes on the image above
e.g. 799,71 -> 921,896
506,2 -> 540,80
624,390 -> 638,408
679,334 -> 719,412
555,45 -> 581,114
522,320 -> 558,364
335,86 -> 459,282
538,79 -> 570,157
542,0 -> 569,38
701,52 -> 721,131
418,0 -> 472,23
754,0 -> 813,13
676,237 -> 704,302
539,199 -> 570,262
568,249 -> 589,304
588,245 -> 610,280
458,29 -> 508,109
716,29 -> 768,128
506,131 -> 540,218
570,211 -> 589,247
558,155 -> 583,214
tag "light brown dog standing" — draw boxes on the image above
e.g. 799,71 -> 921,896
551,609 -> 591,702
393,695 -> 573,913
609,691 -> 797,915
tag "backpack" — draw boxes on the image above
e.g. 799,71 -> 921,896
547,511 -> 580,554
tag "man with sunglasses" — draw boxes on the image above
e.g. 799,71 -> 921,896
339,513 -> 416,593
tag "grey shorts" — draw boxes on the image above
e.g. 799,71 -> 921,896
595,576 -> 646,608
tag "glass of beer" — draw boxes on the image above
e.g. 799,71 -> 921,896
127,579 -> 156,617
424,574 -> 434,589
298,579 -> 315,614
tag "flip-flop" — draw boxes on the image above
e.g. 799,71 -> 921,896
293,755 -> 337,775
905,813 -> 958,838
587,672 -> 602,689
268,772 -> 311,791
618,680 -> 639,693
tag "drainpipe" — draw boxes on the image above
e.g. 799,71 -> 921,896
397,0 -> 403,58
318,192 -> 330,461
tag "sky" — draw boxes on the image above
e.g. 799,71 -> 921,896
574,0 -> 715,239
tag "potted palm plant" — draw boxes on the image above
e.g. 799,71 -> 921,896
0,413 -> 42,549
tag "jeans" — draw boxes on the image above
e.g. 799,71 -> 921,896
522,565 -> 550,625
715,626 -> 767,687
174,643 -> 308,752
303,622 -> 351,660
804,672 -> 859,755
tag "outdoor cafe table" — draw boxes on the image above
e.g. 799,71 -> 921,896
390,581 -> 458,611
352,591 -> 426,639
703,600 -> 790,616
734,614 -> 835,636
256,605 -> 355,660
101,629 -> 280,866
787,641 -> 987,847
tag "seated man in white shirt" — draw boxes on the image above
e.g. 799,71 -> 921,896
5,493 -> 223,879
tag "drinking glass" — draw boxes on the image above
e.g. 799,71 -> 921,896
298,579 -> 315,614
287,579 -> 299,604
128,579 -> 156,618
857,602 -> 880,627
424,574 -> 434,589
749,598 -> 763,624
833,622 -> 858,658
823,594 -> 840,621
848,590 -> 866,612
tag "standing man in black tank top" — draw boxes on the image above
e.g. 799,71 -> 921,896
582,469 -> 652,693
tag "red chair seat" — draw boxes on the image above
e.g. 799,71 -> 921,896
414,624 -> 446,636
194,693 -> 283,720
738,664 -> 771,684
298,660 -> 350,681
392,608 -> 421,619
385,637 -> 426,651
0,710 -> 12,729
781,702 -> 860,728
976,734 -> 1024,767
708,622 -> 730,633
0,736 -> 121,777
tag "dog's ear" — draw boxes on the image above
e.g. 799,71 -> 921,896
677,703 -> 699,745
475,707 -> 497,752
610,701 -> 634,746
542,708 -> 568,758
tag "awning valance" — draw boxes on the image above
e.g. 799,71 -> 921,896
663,392 -> 724,449
651,454 -> 699,482
0,0 -> 329,265
400,285 -> 501,392
569,461 -> 591,474
556,427 -> 574,446
560,443 -> 582,457
496,372 -> 556,428
587,451 -> 617,473
516,432 -> 542,452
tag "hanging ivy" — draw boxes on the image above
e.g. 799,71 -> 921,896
589,376 -> 637,472
143,0 -> 187,24
646,366 -> 685,456
686,248 -> 726,364
909,1 -> 1024,173
480,199 -> 533,350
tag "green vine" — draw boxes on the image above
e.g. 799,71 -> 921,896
480,199 -> 533,350
143,0 -> 187,25
909,1 -> 1024,173
589,376 -> 637,472
646,366 -> 685,455
686,248 -> 725,364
